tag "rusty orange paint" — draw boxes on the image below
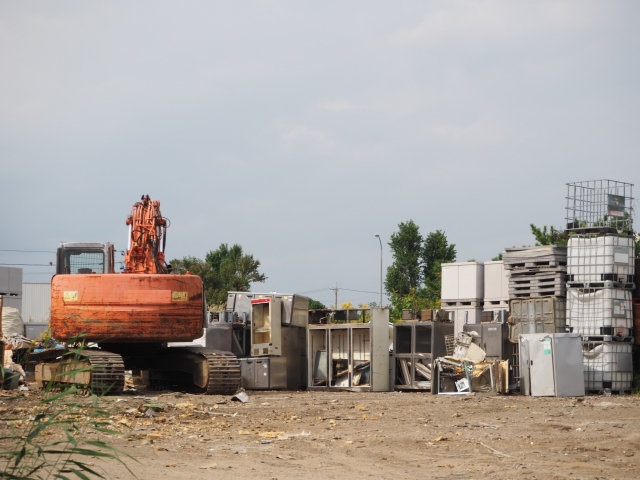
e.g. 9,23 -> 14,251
51,274 -> 204,343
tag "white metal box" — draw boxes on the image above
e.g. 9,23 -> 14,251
483,261 -> 509,301
444,306 -> 482,335
519,333 -> 585,397
441,262 -> 484,301
566,288 -> 632,337
251,297 -> 282,356
567,235 -> 635,284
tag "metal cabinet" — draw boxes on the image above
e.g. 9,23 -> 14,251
240,357 -> 287,390
519,333 -> 584,397
393,321 -> 453,390
307,308 -> 390,391
463,322 -> 509,360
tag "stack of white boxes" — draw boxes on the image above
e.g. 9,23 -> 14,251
483,261 -> 509,319
564,179 -> 635,393
566,234 -> 635,392
441,262 -> 484,334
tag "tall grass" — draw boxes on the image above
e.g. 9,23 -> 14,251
0,339 -> 135,479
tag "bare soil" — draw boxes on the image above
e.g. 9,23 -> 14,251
7,388 -> 640,479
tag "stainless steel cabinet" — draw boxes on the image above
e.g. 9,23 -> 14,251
307,308 -> 390,391
240,357 -> 287,390
463,322 -> 509,360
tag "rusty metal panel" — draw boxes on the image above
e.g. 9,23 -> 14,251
50,274 -> 204,342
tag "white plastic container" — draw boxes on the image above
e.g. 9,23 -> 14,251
483,260 -> 509,305
441,262 -> 484,301
567,235 -> 635,284
566,288 -> 633,337
582,341 -> 632,392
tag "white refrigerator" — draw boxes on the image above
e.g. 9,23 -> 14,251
519,333 -> 585,397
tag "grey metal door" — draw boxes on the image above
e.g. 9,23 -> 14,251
482,324 -> 502,359
241,359 -> 255,389
551,334 -> 585,397
254,359 -> 270,389
529,336 -> 555,396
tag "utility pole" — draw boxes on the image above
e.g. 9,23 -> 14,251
375,234 -> 383,307
329,283 -> 338,309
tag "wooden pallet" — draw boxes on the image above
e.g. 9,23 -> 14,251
509,266 -> 567,275
509,289 -> 566,298
510,277 -> 565,287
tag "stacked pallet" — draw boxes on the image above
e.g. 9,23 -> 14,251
504,246 -> 568,344
503,246 -> 567,298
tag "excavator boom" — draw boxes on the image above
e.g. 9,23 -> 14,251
124,194 -> 168,274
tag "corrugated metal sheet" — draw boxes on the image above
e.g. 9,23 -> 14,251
22,283 -> 51,323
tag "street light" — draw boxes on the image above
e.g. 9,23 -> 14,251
374,234 -> 382,307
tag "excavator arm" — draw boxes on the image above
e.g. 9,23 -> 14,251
123,194 -> 168,274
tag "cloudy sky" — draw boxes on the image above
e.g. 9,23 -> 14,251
1,1 -> 638,307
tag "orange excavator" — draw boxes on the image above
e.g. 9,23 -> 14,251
43,195 -> 240,395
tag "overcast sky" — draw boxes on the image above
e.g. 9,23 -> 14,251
1,1 -> 638,307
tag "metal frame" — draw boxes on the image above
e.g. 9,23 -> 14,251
566,180 -> 634,234
392,322 -> 453,390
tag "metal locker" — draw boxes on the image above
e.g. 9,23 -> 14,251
481,324 -> 504,360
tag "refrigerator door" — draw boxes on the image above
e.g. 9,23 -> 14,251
551,333 -> 585,397
254,359 -> 270,389
519,336 -> 531,396
529,335 -> 556,396
268,357 -> 287,389
240,359 -> 255,389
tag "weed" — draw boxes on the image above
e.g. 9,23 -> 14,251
0,338 -> 135,479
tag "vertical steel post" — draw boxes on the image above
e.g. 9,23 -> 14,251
375,234 -> 382,306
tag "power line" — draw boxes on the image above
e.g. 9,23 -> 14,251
341,288 -> 383,295
295,288 -> 331,295
0,263 -> 54,267
0,249 -> 56,253
295,286 -> 386,296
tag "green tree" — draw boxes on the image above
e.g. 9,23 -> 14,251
492,253 -> 503,261
309,298 -> 326,309
530,224 -> 568,245
170,243 -> 266,306
421,230 -> 456,305
384,220 -> 423,297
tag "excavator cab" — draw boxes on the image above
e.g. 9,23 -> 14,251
56,242 -> 115,275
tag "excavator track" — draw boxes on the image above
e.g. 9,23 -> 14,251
31,349 -> 125,395
201,351 -> 241,395
82,350 -> 125,396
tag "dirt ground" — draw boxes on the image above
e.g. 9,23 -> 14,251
5,387 -> 640,479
